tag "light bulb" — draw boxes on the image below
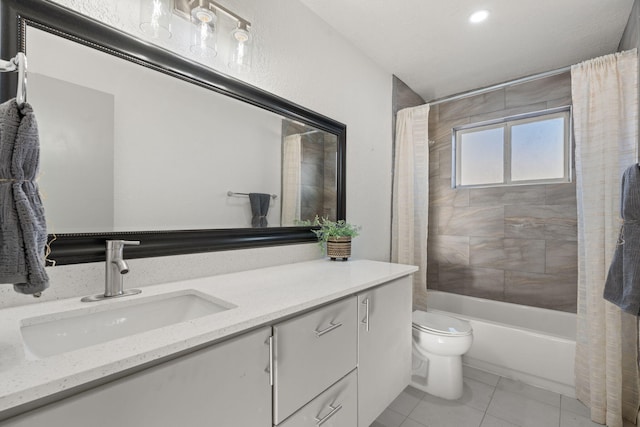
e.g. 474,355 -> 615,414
233,28 -> 250,43
228,23 -> 252,72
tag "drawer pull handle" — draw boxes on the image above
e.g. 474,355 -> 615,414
315,321 -> 343,337
268,335 -> 274,386
362,298 -> 370,332
315,404 -> 343,426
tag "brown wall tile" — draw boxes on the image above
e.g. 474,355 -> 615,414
545,183 -> 577,205
505,205 -> 577,240
437,206 -> 505,237
431,235 -> 470,265
468,102 -> 548,123
503,238 -> 546,273
470,237 -> 546,273
433,143 -> 453,179
431,179 -> 469,207
438,264 -> 505,300
469,185 -> 546,207
505,72 -> 571,109
545,240 -> 578,275
429,150 -> 440,179
504,271 -> 577,312
438,90 -> 505,122
546,96 -> 573,109
432,116 -> 468,142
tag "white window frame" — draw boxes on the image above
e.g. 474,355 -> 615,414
452,106 -> 572,189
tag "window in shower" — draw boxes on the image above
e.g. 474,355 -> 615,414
452,107 -> 571,188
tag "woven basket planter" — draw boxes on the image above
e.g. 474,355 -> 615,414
326,236 -> 352,261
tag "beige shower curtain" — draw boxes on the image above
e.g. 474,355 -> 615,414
572,49 -> 640,427
391,104 -> 429,308
281,134 -> 301,226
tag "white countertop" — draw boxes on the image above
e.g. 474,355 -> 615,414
0,259 -> 416,418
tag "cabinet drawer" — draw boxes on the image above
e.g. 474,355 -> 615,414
273,297 -> 357,424
278,370 -> 357,427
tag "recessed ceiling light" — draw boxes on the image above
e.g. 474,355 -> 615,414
469,10 -> 489,23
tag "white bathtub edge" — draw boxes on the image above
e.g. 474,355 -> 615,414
462,358 -> 576,398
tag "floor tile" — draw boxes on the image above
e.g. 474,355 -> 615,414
560,411 -> 602,427
400,418 -> 429,427
373,408 -> 406,427
463,365 -> 501,386
461,378 -> 497,412
389,386 -> 427,416
421,377 -> 496,413
487,388 -> 561,427
496,377 -> 561,407
409,398 -> 485,427
480,414 -> 520,427
560,396 -> 591,418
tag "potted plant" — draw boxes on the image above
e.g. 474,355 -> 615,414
309,216 -> 361,261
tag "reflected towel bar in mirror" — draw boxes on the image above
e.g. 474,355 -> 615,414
227,191 -> 277,199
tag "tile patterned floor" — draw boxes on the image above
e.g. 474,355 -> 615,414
371,366 -> 635,427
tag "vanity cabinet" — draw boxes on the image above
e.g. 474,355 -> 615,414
357,276 -> 413,427
272,297 -> 357,424
1,327 -> 272,427
0,271 -> 415,427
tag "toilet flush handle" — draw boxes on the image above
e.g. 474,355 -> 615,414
362,298 -> 370,332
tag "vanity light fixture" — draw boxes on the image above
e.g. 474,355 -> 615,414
139,0 -> 173,39
228,21 -> 252,72
174,0 -> 252,71
469,9 -> 489,23
190,6 -> 218,58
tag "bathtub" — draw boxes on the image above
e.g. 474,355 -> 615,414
426,290 -> 577,398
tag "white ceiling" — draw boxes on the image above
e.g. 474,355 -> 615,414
299,0 -> 636,101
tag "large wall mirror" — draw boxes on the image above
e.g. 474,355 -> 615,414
0,0 -> 346,264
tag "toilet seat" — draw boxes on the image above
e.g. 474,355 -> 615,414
412,310 -> 472,337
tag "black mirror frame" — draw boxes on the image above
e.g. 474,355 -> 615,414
0,0 -> 346,265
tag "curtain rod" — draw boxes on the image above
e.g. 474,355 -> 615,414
427,65 -> 573,107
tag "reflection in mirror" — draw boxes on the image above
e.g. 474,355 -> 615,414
26,25 -> 338,233
281,120 -> 338,226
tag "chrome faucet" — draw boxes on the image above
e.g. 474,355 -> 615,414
82,240 -> 141,302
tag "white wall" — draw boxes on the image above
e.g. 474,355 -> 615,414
27,26 -> 282,231
31,73 -> 115,232
0,0 -> 393,308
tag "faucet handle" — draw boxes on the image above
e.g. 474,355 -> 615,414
106,239 -> 141,249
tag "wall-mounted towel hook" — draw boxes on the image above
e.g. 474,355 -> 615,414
0,53 -> 27,107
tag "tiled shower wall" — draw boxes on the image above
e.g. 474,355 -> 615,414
427,72 -> 578,312
299,133 -> 338,220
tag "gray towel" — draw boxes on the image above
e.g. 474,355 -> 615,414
0,99 -> 49,295
604,163 -> 640,314
249,193 -> 271,228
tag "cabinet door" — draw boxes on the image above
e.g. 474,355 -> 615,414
357,276 -> 412,427
1,327 -> 272,427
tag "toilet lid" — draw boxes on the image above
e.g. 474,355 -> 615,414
412,310 -> 472,336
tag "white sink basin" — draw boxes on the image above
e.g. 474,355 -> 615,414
20,291 -> 235,359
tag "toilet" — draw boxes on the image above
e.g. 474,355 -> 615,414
411,310 -> 473,400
